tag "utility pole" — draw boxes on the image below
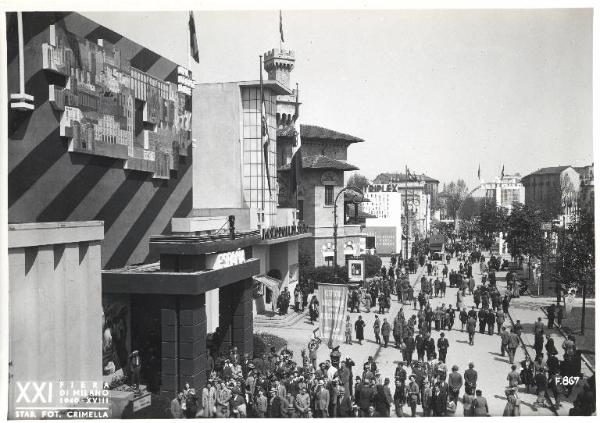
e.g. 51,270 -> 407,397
404,165 -> 410,260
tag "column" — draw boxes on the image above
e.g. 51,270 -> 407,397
160,297 -> 178,397
218,286 -> 234,353
231,278 -> 254,356
178,295 -> 207,391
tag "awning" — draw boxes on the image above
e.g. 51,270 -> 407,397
253,274 -> 283,293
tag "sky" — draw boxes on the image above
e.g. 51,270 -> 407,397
82,8 -> 593,189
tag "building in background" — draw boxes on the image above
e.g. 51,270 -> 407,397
279,125 -> 366,267
521,166 -> 582,224
575,164 -> 594,213
366,172 -> 436,257
192,47 -> 311,320
475,173 -> 525,213
6,11 -> 205,414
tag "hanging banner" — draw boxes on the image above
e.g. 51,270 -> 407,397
318,283 -> 348,346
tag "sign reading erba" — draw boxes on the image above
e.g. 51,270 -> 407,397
206,249 -> 246,270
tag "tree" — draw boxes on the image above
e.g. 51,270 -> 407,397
553,206 -> 594,331
475,199 -> 508,251
444,179 -> 469,221
504,203 -> 546,259
346,172 -> 370,192
364,254 -> 383,277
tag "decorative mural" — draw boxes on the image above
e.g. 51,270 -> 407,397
43,24 -> 193,180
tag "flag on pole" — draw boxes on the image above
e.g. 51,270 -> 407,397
501,164 -> 505,179
188,11 -> 199,63
290,84 -> 302,198
279,10 -> 285,43
318,283 -> 348,345
478,164 -> 481,180
260,59 -> 272,196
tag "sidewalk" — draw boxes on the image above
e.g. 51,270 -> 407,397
500,277 -> 593,416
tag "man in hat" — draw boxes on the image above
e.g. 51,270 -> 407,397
407,375 -> 420,417
315,379 -> 330,417
437,332 -> 449,363
373,315 -> 382,345
507,329 -> 520,364
464,362 -> 477,395
467,314 -> 477,346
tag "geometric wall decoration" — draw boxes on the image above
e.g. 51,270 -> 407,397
43,24 -> 192,180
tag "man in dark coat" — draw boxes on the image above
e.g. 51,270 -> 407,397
355,316 -> 366,345
415,333 -> 426,362
478,308 -> 487,334
404,335 -> 415,365
464,362 -> 477,395
425,334 -> 436,360
437,333 -> 450,363
486,309 -> 496,335
547,304 -> 556,329
467,316 -> 477,345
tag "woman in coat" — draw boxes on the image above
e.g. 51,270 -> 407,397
462,391 -> 475,416
201,381 -> 217,418
503,387 -> 521,416
354,316 -> 366,345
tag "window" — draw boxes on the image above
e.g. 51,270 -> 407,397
325,185 -> 334,205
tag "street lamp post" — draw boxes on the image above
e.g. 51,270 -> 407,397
333,186 -> 364,276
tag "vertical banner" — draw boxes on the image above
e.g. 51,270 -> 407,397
318,283 -> 348,346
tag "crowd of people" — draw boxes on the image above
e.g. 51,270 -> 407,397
168,250 -> 595,418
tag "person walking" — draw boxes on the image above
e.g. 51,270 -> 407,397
459,308 -> 468,332
374,384 -> 391,417
355,316 -> 366,345
373,315 -> 382,345
507,364 -> 520,389
472,389 -> 489,416
381,318 -> 391,348
557,304 -> 564,328
437,332 -> 449,363
500,326 -> 510,357
344,315 -> 352,344
487,309 -> 496,335
507,329 -> 520,364
496,310 -> 506,333
547,304 -> 556,329
467,315 -> 477,346
447,365 -> 463,405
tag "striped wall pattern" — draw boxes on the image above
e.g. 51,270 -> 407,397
7,12 -> 193,269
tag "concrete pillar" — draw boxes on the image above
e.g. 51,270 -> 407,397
218,286 -> 234,353
178,295 -> 207,391
160,297 -> 178,397
231,278 -> 254,356
219,279 -> 254,357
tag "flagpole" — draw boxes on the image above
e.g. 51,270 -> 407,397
187,12 -> 192,71
260,55 -> 265,212
295,83 -> 299,212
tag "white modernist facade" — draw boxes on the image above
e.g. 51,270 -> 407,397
475,174 -> 525,213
